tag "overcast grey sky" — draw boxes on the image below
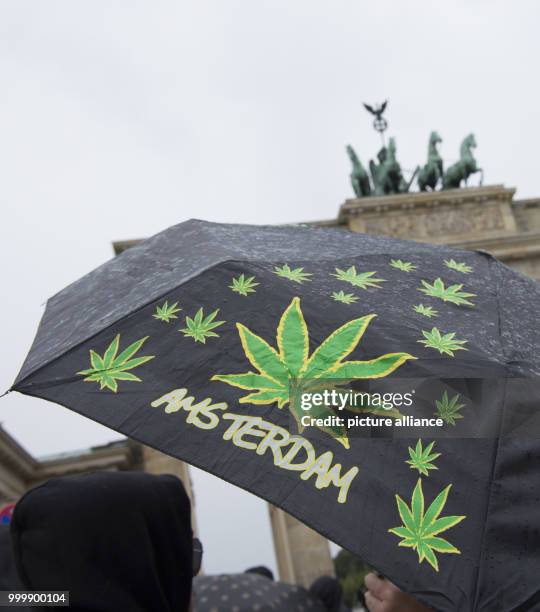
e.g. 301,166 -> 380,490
1,0 -> 539,576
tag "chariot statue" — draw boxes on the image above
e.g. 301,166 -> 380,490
346,145 -> 372,197
369,138 -> 417,196
346,100 -> 483,197
418,131 -> 443,191
442,133 -> 483,189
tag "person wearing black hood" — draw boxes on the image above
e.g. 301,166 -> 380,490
309,576 -> 350,612
0,523 -> 30,611
244,565 -> 274,580
10,471 -> 195,612
0,523 -> 22,589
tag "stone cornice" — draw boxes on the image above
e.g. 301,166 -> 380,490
339,184 -> 515,220
513,197 -> 540,210
0,425 -> 138,487
0,426 -> 38,480
450,230 -> 540,262
338,185 -> 521,243
113,238 -> 143,255
35,443 -> 135,480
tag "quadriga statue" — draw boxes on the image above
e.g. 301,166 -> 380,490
418,131 -> 443,191
346,145 -> 372,197
442,133 -> 483,189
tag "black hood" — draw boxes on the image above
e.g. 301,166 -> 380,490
11,471 -> 193,612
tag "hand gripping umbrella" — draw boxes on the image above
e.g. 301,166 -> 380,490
11,220 -> 540,611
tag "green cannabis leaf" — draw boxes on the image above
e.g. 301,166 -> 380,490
273,264 -> 312,284
445,259 -> 473,274
332,266 -> 385,289
389,478 -> 465,571
435,391 -> 465,425
332,290 -> 359,304
77,334 -> 155,392
153,301 -> 182,323
181,308 -> 225,343
419,278 -> 475,307
212,297 -> 414,448
413,304 -> 438,318
230,274 -> 259,296
390,259 -> 417,272
406,439 -> 441,476
418,328 -> 468,357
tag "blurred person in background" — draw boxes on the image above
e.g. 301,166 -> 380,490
11,471 -> 196,611
244,565 -> 274,580
310,575 -> 351,612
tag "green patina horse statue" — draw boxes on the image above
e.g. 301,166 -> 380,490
369,146 -> 390,196
346,145 -> 372,197
418,131 -> 443,191
370,138 -> 418,195
442,133 -> 483,189
385,139 -> 406,194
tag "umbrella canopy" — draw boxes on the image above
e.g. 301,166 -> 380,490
193,573 -> 325,612
12,220 -> 540,611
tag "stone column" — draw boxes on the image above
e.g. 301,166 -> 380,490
268,505 -> 334,587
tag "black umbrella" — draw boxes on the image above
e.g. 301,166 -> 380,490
193,573 -> 325,612
11,220 -> 540,611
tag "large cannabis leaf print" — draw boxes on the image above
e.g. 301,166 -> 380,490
212,297 -> 414,448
